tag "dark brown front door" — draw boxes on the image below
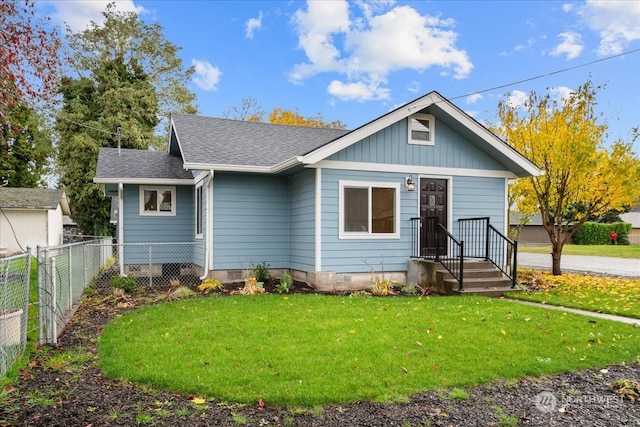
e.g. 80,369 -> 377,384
420,178 -> 447,257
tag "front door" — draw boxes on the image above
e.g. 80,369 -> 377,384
420,178 -> 447,257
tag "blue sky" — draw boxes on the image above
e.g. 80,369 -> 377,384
41,0 -> 639,152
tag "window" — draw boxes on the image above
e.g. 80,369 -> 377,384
195,183 -> 203,237
339,181 -> 400,239
408,113 -> 434,145
139,186 -> 176,216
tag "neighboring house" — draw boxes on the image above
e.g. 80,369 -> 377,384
0,188 -> 71,255
620,207 -> 640,244
94,91 -> 542,290
510,213 -> 549,245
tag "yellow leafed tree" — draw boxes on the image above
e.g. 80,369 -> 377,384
225,98 -> 346,129
497,80 -> 640,275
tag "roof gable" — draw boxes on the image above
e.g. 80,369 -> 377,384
302,91 -> 542,177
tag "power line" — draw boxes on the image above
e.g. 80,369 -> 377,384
449,48 -> 640,102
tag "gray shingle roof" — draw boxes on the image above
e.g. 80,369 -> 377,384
95,148 -> 194,180
0,188 -> 65,210
171,113 -> 350,168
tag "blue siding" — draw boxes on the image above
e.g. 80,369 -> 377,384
451,176 -> 506,235
329,119 -> 506,171
289,169 -> 316,271
320,169 -> 417,273
122,184 -> 198,265
211,173 -> 290,270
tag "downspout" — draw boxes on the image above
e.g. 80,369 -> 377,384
118,183 -> 124,277
199,170 -> 214,279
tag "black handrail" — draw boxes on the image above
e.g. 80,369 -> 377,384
487,224 -> 518,288
458,218 -> 518,288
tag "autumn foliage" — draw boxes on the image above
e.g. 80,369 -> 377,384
498,80 -> 640,274
0,1 -> 61,122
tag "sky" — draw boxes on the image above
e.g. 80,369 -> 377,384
39,0 -> 640,153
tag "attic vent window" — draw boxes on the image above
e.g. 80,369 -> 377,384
408,113 -> 434,146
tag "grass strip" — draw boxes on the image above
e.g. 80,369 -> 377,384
519,244 -> 640,259
98,294 -> 640,406
507,270 -> 640,319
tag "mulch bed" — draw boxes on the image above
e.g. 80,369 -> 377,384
1,282 -> 638,427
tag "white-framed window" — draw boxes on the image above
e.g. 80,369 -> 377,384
139,186 -> 176,216
408,113 -> 434,145
339,180 -> 400,239
195,183 -> 203,237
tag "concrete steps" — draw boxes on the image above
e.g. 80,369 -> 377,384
438,260 -> 519,297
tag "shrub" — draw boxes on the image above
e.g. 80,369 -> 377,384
197,278 -> 223,293
276,272 -> 293,294
110,275 -> 136,293
573,221 -> 631,245
241,276 -> 264,295
252,261 -> 271,283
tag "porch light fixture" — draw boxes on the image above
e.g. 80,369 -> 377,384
405,177 -> 415,191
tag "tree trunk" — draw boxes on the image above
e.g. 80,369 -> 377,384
551,243 -> 562,275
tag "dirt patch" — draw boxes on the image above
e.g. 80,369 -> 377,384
2,284 -> 638,427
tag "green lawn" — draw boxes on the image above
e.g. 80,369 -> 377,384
507,270 -> 640,319
519,244 -> 640,259
98,294 -> 640,406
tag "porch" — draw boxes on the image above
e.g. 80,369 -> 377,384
408,217 -> 519,297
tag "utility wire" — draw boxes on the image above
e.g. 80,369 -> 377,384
448,48 -> 640,102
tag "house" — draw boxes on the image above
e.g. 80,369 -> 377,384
620,207 -> 640,244
94,91 -> 542,291
0,188 -> 71,255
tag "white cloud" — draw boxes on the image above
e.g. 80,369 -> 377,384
290,1 -> 473,102
561,3 -> 573,13
192,59 -> 222,91
466,93 -> 483,104
406,81 -> 421,93
45,0 -> 146,32
507,90 -> 528,109
245,11 -> 263,39
550,32 -> 584,60
549,86 -> 573,103
327,80 -> 391,101
579,0 -> 640,55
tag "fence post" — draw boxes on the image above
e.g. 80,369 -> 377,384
37,246 -> 44,345
68,245 -> 73,309
49,257 -> 57,346
22,249 -> 32,352
148,245 -> 152,286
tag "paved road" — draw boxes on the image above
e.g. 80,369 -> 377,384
518,252 -> 640,278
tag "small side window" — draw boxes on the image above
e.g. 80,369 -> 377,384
140,186 -> 176,216
408,113 -> 435,145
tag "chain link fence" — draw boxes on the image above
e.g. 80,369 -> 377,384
37,238 -> 113,346
38,240 -> 204,346
0,251 -> 31,377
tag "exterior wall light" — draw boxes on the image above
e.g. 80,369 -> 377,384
405,177 -> 415,191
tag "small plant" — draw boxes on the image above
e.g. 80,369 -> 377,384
276,272 -> 293,294
111,274 -> 136,293
365,259 -> 394,296
252,261 -> 271,283
231,412 -> 247,425
170,278 -> 181,288
447,388 -> 470,400
241,276 -> 265,295
159,286 -> 196,301
611,379 -> 640,402
492,405 -> 518,427
198,278 -> 224,293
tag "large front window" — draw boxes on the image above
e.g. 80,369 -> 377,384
340,181 -> 400,239
140,186 -> 176,216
